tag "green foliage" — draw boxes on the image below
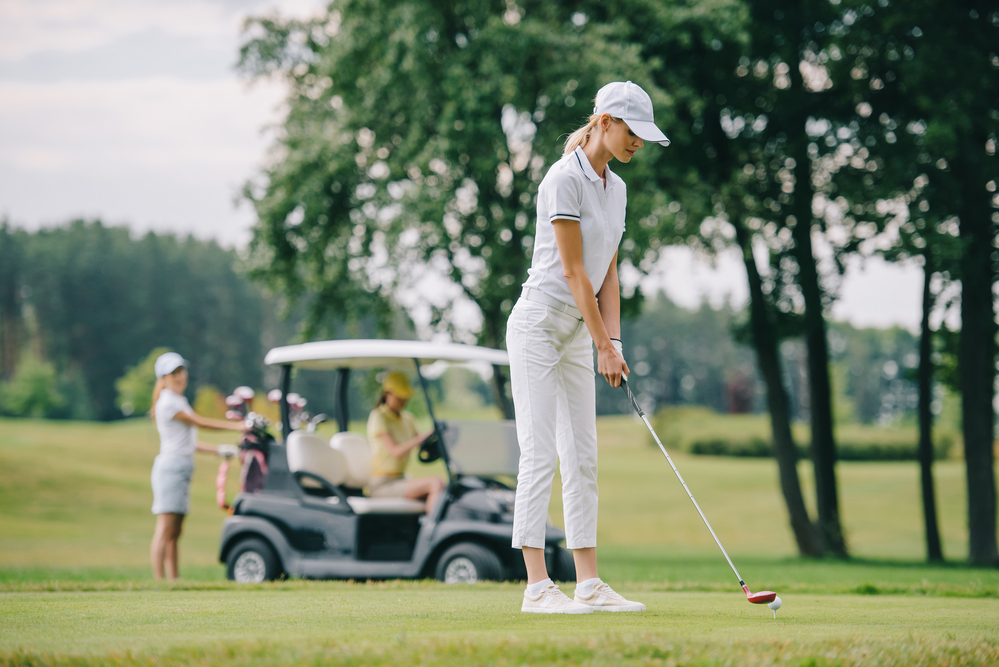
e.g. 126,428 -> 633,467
237,0 -> 751,343
192,385 -> 226,420
599,294 -> 759,415
114,347 -> 169,418
0,222 -> 273,420
0,353 -> 64,418
652,405 -> 956,461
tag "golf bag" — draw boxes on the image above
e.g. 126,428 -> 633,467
217,427 -> 274,512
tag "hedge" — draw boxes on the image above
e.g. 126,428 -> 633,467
651,406 -> 957,461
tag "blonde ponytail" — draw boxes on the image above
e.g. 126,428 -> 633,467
563,114 -> 600,155
150,377 -> 166,421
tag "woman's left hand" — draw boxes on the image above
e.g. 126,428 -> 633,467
597,342 -> 629,388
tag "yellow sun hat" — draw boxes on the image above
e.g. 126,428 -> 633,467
383,371 -> 414,400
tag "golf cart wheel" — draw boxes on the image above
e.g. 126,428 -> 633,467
435,542 -> 503,584
552,546 -> 576,583
226,537 -> 281,583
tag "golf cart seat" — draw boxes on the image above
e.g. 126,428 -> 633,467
330,432 -> 426,514
286,431 -> 347,488
329,432 -> 371,488
286,431 -> 426,514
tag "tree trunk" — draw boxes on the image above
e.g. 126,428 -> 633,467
733,216 -> 823,557
918,248 -> 943,562
0,225 -> 23,381
790,144 -> 848,558
958,189 -> 999,567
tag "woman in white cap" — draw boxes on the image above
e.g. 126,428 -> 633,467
150,351 -> 244,580
507,81 -> 669,614
366,371 -> 444,514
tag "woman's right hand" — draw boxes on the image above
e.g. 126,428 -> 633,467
597,343 -> 629,388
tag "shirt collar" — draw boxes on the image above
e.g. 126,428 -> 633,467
572,146 -> 623,190
572,146 -> 602,182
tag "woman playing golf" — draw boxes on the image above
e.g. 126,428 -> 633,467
507,81 -> 670,614
149,352 -> 245,580
366,371 -> 445,514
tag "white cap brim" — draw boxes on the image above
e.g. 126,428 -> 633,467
623,118 -> 670,146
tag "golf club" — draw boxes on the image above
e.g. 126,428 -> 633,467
620,377 -> 780,612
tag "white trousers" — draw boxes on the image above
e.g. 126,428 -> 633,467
507,297 -> 598,550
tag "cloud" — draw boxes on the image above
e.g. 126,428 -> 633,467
0,0 -> 326,59
0,77 -> 287,246
0,28 -> 233,82
0,0 -> 237,59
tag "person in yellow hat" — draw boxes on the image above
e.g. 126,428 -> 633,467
366,371 -> 445,513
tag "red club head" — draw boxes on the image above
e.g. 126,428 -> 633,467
747,590 -> 777,604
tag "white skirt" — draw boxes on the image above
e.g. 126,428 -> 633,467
151,454 -> 194,515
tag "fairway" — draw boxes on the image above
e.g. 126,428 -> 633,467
2,417 -> 999,665
2,584 -> 999,666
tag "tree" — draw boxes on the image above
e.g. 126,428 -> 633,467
731,215 -> 822,556
237,0 -> 726,413
829,0 -> 998,565
17,222 -> 268,420
115,347 -> 171,417
597,0 -> 844,555
0,223 -> 25,382
0,352 -> 64,418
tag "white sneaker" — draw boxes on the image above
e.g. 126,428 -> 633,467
522,582 -> 594,614
573,581 -> 647,612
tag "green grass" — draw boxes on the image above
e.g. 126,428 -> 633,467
2,416 -> 999,665
2,585 -> 998,666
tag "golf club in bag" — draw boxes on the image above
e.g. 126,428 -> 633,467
621,378 -> 782,617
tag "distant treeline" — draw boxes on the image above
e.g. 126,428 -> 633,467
0,221 -> 269,420
0,220 -> 932,430
596,294 -> 942,431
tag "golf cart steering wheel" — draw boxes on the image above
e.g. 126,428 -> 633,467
417,425 -> 445,463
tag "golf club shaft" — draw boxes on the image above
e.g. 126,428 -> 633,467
621,378 -> 747,589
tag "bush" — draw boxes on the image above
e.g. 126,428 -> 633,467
653,406 -> 956,461
115,348 -> 170,417
193,385 -> 227,419
0,353 -> 65,418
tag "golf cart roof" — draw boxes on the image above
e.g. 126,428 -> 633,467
264,339 -> 509,370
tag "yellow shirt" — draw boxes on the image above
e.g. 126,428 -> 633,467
367,404 -> 419,477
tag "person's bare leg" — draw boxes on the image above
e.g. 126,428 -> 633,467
426,477 -> 445,516
406,477 -> 446,516
162,514 -> 184,581
572,547 -> 598,583
521,546 -> 550,584
151,514 -> 168,580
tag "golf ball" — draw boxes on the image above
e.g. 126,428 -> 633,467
768,596 -> 782,611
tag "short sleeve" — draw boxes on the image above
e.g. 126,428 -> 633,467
157,390 -> 188,423
546,169 -> 583,223
367,408 -> 388,439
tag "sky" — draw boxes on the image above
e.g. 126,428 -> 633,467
0,0 -> 929,333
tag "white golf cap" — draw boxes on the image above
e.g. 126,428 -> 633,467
154,352 -> 188,378
594,81 -> 670,146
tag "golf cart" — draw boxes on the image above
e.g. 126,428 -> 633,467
218,339 -> 574,583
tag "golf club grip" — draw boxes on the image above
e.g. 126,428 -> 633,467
621,378 -> 646,418
620,379 -> 745,586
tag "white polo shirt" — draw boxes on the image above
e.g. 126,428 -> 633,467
155,388 -> 197,458
522,146 -> 627,307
